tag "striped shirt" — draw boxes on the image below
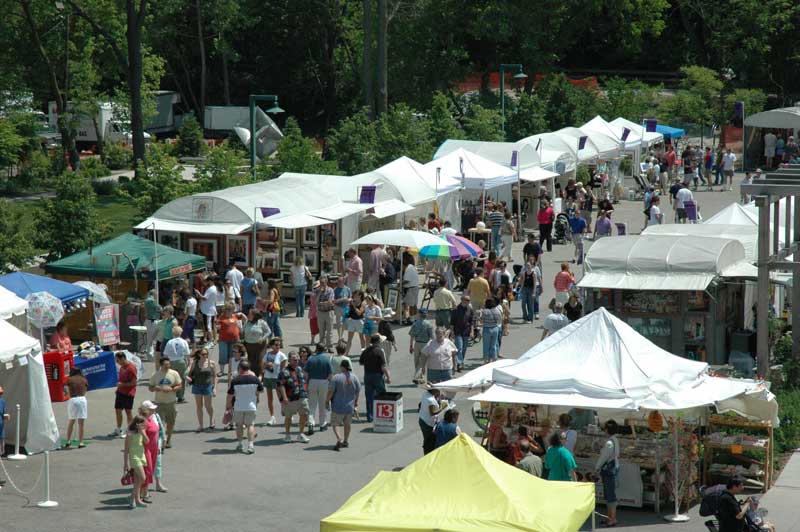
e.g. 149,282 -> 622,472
481,307 -> 503,328
488,211 -> 505,228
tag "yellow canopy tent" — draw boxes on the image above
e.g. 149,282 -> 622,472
320,434 -> 595,532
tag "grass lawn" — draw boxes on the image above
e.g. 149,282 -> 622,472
96,194 -> 141,237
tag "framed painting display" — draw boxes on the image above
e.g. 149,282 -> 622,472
228,236 -> 249,266
281,272 -> 292,285
189,238 -> 217,268
281,247 -> 298,267
302,227 -> 319,247
282,228 -> 297,245
158,231 -> 181,250
256,246 -> 278,274
256,227 -> 279,245
302,249 -> 319,272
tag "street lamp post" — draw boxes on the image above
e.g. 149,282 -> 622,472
249,94 -> 285,180
499,64 -> 527,135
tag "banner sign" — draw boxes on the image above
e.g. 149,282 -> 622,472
95,304 -> 120,346
168,263 -> 193,277
645,119 -> 658,132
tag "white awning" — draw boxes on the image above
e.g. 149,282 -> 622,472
135,218 -> 252,235
366,199 -> 416,219
579,272 -> 716,291
262,213 -> 332,229
308,202 -> 372,220
519,166 -> 560,183
745,107 -> 800,129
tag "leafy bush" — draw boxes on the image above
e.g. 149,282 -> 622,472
102,142 -> 133,170
775,389 -> 800,453
79,157 -> 111,179
174,115 -> 205,157
576,164 -> 591,185
91,179 -> 118,196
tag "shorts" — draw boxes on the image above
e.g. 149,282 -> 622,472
330,411 -> 353,427
114,391 -> 135,411
67,396 -> 88,420
766,147 -> 776,157
203,313 -> 216,332
403,287 -> 419,307
182,316 -> 196,342
346,318 -> 364,333
192,383 -> 213,396
677,208 -> 687,221
427,368 -> 452,383
362,320 -> 376,336
334,306 -> 346,326
263,377 -> 278,390
232,410 -> 256,426
156,402 -> 177,425
601,467 -> 619,505
724,169 -> 734,177
281,398 -> 310,418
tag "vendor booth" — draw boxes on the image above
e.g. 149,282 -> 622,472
655,124 -> 686,142
0,320 -> 59,453
578,235 -> 757,364
320,433 -> 595,532
455,309 -> 778,513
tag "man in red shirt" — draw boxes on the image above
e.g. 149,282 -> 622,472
427,212 -> 442,231
112,352 -> 138,437
665,146 -> 677,180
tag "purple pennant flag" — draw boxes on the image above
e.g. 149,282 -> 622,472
359,185 -> 377,204
645,119 -> 657,132
259,207 -> 280,218
510,150 -> 518,167
734,101 -> 744,117
578,136 -> 588,150
535,139 -> 542,151
621,127 -> 631,141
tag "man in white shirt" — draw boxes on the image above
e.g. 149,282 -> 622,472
675,184 -> 694,224
225,263 -> 244,307
722,148 -> 737,191
196,277 -> 218,343
542,302 -> 570,340
649,196 -> 663,225
764,131 -> 777,168
163,325 -> 191,403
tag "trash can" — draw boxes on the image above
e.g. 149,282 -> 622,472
373,391 -> 403,433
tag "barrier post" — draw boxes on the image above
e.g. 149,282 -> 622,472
36,451 -> 58,508
7,404 -> 27,461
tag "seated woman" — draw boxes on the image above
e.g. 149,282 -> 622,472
50,320 -> 73,352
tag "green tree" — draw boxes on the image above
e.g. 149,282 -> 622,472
375,103 -> 434,164
195,142 -> 248,191
658,66 -> 722,133
428,92 -> 462,148
174,114 -> 206,157
726,88 -> 767,118
505,92 -> 547,141
0,200 -> 36,272
601,78 -> 660,122
534,74 -> 599,131
326,109 -> 379,174
122,144 -> 188,217
0,118 -> 24,171
37,172 -> 105,258
462,104 -> 504,142
263,117 -> 340,179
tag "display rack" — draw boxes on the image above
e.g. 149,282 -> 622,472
703,414 -> 773,492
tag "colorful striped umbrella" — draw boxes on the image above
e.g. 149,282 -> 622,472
419,234 -> 482,260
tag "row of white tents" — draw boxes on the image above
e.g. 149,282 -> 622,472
139,114 -> 664,237
439,308 -> 777,424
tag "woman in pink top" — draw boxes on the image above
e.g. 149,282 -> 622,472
537,200 -> 555,252
553,262 -> 575,305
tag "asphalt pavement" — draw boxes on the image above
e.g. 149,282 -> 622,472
4,180 -> 796,532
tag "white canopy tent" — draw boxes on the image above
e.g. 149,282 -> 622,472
427,147 -> 518,190
744,107 -> 800,129
519,133 -> 579,168
433,139 -> 546,178
0,285 -> 28,320
519,166 -> 560,183
554,126 -> 619,159
583,115 -> 639,151
610,117 -> 664,148
0,320 -> 59,453
642,223 -> 758,263
578,235 -> 757,291
470,308 -> 778,424
704,202 -> 759,226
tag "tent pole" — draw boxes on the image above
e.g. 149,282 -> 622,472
663,416 -> 690,522
516,154 -> 522,239
253,207 -> 258,270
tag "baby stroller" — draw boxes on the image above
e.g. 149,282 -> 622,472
553,213 -> 571,245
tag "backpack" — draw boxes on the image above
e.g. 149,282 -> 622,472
699,485 -> 726,516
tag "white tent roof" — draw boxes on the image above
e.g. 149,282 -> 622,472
582,116 -> 637,151
134,219 -> 252,234
519,133 -> 579,167
0,319 -> 40,363
519,166 -> 560,183
704,202 -> 758,226
470,308 -> 777,422
434,140 -> 541,168
610,117 -> 664,147
642,223 -> 758,263
353,156 -> 440,204
745,107 -> 800,129
579,235 -> 757,291
555,127 -> 619,159
436,359 -> 518,394
426,148 -> 518,190
0,285 -> 27,320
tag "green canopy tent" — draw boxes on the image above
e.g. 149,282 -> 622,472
45,233 -> 206,282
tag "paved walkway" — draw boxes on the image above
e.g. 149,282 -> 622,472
1,182 -> 787,532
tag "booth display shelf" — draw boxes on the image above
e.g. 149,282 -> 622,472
703,415 -> 773,492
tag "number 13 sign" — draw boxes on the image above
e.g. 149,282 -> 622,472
376,403 -> 394,419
